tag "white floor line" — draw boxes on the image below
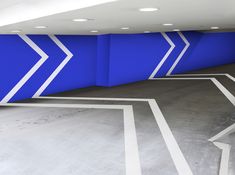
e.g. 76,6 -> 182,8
213,142 -> 231,175
208,123 -> 235,142
0,35 -> 49,103
170,73 -> 235,82
149,32 -> 175,79
0,102 -> 141,175
36,96 -> 193,175
150,77 -> 235,106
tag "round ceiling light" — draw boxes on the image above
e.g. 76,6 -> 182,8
73,18 -> 90,22
163,23 -> 173,26
139,8 -> 158,12
90,30 -> 98,33
121,27 -> 129,30
211,26 -> 219,29
34,26 -> 47,29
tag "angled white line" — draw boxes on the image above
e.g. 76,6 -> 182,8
166,32 -> 190,76
209,123 -> 235,142
33,35 -> 73,98
0,35 -> 49,103
0,102 -> 141,175
170,73 -> 235,82
36,96 -> 193,175
149,32 -> 175,79
151,77 -> 235,106
213,142 -> 231,175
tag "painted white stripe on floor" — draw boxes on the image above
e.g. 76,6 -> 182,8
1,35 -> 48,103
35,96 -> 193,175
124,106 -> 142,175
211,78 -> 235,106
166,32 -> 190,76
209,123 -> 235,142
0,102 -> 141,175
151,77 -> 235,106
33,35 -> 73,98
149,32 -> 175,79
170,73 -> 235,82
213,142 -> 231,175
148,99 -> 193,175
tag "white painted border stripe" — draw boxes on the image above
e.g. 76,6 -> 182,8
33,35 -> 73,97
209,123 -> 235,142
151,77 -> 235,106
0,35 -> 48,103
35,96 -> 193,175
213,142 -> 231,175
0,102 -> 141,175
166,32 -> 190,76
170,73 -> 235,82
149,32 -> 175,79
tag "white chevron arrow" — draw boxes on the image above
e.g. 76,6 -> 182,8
209,123 -> 235,175
166,32 -> 190,76
33,35 -> 73,97
149,32 -> 175,79
0,34 -> 48,103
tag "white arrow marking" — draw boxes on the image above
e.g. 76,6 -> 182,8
213,142 -> 231,175
36,96 -> 193,175
170,73 -> 235,82
0,102 -> 141,175
166,32 -> 190,76
209,124 -> 234,175
33,35 -> 73,97
0,34 -> 48,103
149,32 -> 175,79
151,77 -> 235,106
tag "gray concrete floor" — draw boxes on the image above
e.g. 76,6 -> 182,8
0,63 -> 235,175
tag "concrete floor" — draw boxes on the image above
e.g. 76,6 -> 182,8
0,63 -> 235,175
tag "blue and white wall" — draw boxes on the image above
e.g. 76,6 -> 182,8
0,32 -> 235,102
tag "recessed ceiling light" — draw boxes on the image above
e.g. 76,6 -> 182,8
173,29 -> 180,31
121,27 -> 129,30
90,30 -> 98,33
211,26 -> 219,29
139,8 -> 158,12
34,26 -> 47,29
144,31 -> 151,33
73,18 -> 90,22
11,30 -> 21,33
163,23 -> 173,26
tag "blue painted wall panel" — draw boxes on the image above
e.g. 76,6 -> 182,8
0,35 -> 40,100
0,32 -> 235,102
174,32 -> 235,73
108,33 -> 169,86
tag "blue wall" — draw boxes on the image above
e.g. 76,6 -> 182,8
0,32 -> 235,102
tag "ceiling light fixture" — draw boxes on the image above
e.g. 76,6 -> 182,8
34,26 -> 47,29
73,18 -> 90,22
211,26 -> 219,29
121,27 -> 129,30
144,31 -> 151,33
90,30 -> 98,33
139,8 -> 158,12
163,23 -> 173,26
11,30 -> 21,33
173,29 -> 180,31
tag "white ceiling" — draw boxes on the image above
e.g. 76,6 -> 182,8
0,0 -> 235,35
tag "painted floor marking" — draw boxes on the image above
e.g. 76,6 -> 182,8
36,96 -> 193,175
213,142 -> 231,175
0,102 -> 141,175
170,73 -> 235,82
150,76 -> 235,175
150,77 -> 235,106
